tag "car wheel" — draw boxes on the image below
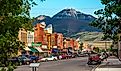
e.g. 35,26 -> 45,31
45,59 -> 48,62
53,58 -> 56,61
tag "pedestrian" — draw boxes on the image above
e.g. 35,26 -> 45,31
104,52 -> 108,61
59,55 -> 62,60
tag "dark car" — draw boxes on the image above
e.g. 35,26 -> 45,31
60,54 -> 67,59
66,54 -> 72,59
87,54 -> 101,65
18,55 -> 31,65
29,55 -> 39,63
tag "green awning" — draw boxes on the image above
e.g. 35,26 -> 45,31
29,47 -> 39,52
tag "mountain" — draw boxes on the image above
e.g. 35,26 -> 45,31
34,8 -> 100,37
71,32 -> 104,41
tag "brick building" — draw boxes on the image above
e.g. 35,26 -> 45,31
57,33 -> 63,49
51,33 -> 58,47
34,22 -> 46,44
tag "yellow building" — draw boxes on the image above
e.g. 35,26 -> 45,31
18,28 -> 27,55
83,41 -> 113,50
27,31 -> 34,47
18,28 -> 27,45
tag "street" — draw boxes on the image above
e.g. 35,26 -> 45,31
14,57 -> 96,71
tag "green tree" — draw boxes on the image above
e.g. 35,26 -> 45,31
0,0 -> 44,70
90,0 -> 121,42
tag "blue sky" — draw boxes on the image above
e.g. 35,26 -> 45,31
30,0 -> 104,18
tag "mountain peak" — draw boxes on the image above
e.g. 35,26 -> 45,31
52,8 -> 95,21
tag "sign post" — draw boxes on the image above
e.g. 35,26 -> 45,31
30,63 -> 40,71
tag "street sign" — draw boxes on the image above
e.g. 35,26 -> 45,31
30,63 -> 40,71
32,42 -> 42,46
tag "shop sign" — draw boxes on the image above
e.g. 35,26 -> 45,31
32,42 -> 42,46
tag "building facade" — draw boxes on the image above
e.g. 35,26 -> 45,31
18,28 -> 27,45
18,28 -> 28,55
57,33 -> 63,49
51,33 -> 58,47
34,22 -> 46,44
83,41 -> 113,50
27,31 -> 34,47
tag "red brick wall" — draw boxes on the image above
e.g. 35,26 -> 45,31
74,41 -> 79,50
57,33 -> 63,49
51,33 -> 58,46
34,24 -> 45,44
70,39 -> 74,48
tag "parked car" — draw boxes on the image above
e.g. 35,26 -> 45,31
61,54 -> 67,59
87,54 -> 102,65
18,55 -> 31,65
29,55 -> 39,63
40,56 -> 58,62
58,54 -> 67,60
66,54 -> 72,59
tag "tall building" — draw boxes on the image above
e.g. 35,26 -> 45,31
45,24 -> 53,34
27,31 -> 34,47
70,39 -> 74,48
34,22 -> 46,44
18,28 -> 27,55
18,28 -> 27,45
74,40 -> 80,50
51,33 -> 58,47
45,33 -> 51,49
57,33 -> 63,49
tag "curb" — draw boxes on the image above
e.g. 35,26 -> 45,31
91,64 -> 100,71
91,61 -> 109,71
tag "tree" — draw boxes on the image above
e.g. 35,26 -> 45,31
90,0 -> 121,42
0,0 -> 44,70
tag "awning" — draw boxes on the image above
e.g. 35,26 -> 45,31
24,47 -> 31,51
35,47 -> 45,52
29,47 -> 39,52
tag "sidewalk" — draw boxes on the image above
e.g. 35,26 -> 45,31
94,56 -> 121,71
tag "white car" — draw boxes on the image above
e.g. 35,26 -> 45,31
40,56 -> 58,62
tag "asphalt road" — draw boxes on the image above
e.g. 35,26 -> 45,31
14,57 -> 96,71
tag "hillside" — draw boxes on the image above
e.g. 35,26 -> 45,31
71,32 -> 104,41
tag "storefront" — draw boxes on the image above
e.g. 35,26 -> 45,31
67,47 -> 74,54
29,47 -> 39,55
